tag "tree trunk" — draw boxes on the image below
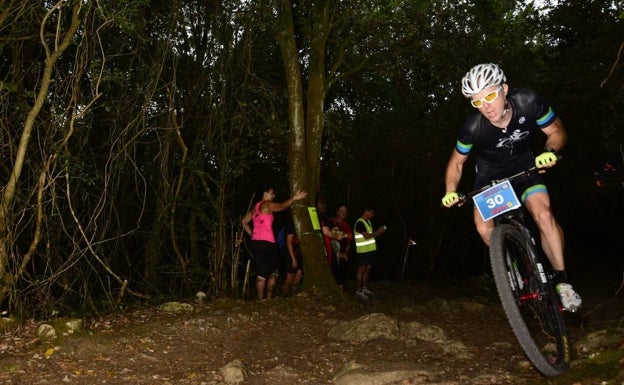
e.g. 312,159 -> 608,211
274,0 -> 341,299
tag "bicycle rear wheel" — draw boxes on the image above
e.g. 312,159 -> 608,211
490,223 -> 571,376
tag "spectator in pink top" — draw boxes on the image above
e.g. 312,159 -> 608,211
242,186 -> 307,300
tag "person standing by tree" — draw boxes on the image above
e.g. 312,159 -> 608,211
330,204 -> 353,292
440,63 -> 582,311
353,207 -> 386,300
242,186 -> 308,300
315,195 -> 344,287
279,220 -> 303,296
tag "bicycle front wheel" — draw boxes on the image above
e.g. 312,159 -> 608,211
490,223 -> 571,376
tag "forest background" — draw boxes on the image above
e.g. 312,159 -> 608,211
0,0 -> 622,318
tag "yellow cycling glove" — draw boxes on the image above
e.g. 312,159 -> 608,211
535,150 -> 557,168
441,192 -> 459,207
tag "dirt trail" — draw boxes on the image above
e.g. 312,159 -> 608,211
1,278 -> 622,385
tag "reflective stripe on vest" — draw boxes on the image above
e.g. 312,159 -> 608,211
354,218 -> 376,253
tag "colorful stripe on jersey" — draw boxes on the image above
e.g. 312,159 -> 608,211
521,184 -> 548,202
455,140 -> 473,155
536,107 -> 555,128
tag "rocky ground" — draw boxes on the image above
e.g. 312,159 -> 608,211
1,272 -> 623,385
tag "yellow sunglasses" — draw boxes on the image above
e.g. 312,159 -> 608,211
470,86 -> 502,108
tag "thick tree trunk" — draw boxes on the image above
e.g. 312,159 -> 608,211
274,0 -> 341,299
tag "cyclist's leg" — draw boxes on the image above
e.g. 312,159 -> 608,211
525,189 -> 582,310
523,189 -> 565,271
473,206 -> 495,247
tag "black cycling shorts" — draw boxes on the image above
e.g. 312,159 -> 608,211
251,240 -> 279,279
475,168 -> 547,203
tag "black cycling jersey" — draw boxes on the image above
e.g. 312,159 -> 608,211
455,88 -> 556,188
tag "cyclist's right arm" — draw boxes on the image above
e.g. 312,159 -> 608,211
442,150 -> 469,207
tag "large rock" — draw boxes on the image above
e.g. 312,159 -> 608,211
64,319 -> 83,333
220,359 -> 249,384
36,323 -> 57,340
333,360 -> 431,385
159,301 -> 194,313
328,313 -> 399,342
400,320 -> 447,342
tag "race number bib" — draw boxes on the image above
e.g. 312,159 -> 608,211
472,180 -> 521,221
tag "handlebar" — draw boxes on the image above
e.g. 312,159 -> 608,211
455,166 -> 538,206
453,155 -> 562,207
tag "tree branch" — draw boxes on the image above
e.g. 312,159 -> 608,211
601,40 -> 624,88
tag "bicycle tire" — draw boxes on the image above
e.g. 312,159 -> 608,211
490,223 -> 571,376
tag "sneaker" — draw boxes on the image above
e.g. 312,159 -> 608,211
355,290 -> 369,301
556,283 -> 582,311
361,287 -> 373,296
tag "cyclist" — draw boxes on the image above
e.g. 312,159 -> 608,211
441,63 -> 582,311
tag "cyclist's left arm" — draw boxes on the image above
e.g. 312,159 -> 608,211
536,118 -> 567,168
541,117 -> 567,154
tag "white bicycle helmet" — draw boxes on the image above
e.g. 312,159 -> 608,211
461,63 -> 506,97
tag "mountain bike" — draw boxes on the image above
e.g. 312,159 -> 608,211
453,164 -> 571,376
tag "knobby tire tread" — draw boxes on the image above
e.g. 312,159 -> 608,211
490,223 -> 570,376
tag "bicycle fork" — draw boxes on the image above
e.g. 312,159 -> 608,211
504,221 -> 550,304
